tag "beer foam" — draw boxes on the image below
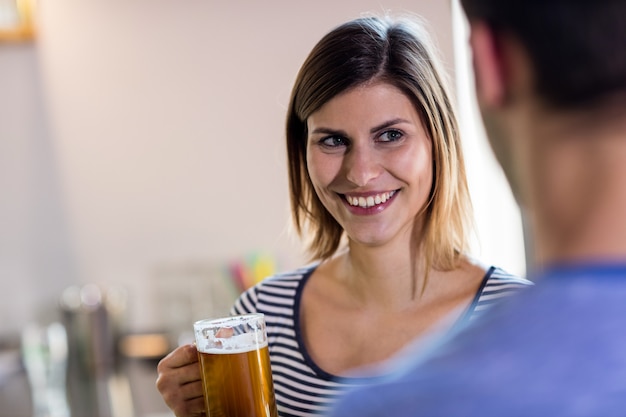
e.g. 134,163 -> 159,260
198,331 -> 268,354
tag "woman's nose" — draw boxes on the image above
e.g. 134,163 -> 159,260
343,145 -> 381,187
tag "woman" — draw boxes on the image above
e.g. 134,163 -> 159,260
156,14 -> 531,417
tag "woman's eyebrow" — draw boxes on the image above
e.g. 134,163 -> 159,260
310,118 -> 410,136
310,126 -> 346,136
370,118 -> 410,133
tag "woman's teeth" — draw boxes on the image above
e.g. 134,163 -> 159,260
346,191 -> 396,208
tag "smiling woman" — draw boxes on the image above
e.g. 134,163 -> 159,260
288,17 -> 468,272
156,14 -> 532,417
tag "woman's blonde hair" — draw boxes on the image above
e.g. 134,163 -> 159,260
286,15 -> 473,271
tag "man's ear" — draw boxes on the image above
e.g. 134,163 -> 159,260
468,21 -> 506,107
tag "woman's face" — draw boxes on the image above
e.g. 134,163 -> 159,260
306,82 -> 433,249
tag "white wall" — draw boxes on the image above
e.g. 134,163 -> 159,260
0,43 -> 75,334
0,0 -> 523,335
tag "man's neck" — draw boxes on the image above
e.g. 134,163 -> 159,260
529,105 -> 626,265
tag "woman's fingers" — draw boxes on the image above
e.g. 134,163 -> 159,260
165,380 -> 206,417
156,344 -> 205,417
160,344 -> 199,368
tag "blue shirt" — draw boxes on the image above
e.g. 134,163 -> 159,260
328,263 -> 626,417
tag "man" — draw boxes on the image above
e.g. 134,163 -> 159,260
328,1 -> 626,416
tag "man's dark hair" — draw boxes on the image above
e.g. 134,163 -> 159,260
460,0 -> 626,108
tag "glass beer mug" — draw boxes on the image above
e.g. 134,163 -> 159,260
194,314 -> 278,417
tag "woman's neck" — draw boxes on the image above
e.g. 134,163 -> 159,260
335,240 -> 429,310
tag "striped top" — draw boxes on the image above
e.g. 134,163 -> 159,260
231,263 -> 532,417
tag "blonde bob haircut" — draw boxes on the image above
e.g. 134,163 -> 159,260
286,15 -> 473,271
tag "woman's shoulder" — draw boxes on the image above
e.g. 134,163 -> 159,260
473,265 -> 533,308
231,263 -> 318,314
252,263 -> 318,291
483,266 -> 533,289
463,265 -> 532,322
462,256 -> 532,288
231,264 -> 317,314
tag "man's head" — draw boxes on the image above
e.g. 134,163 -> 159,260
461,1 -> 626,264
460,0 -> 626,203
461,0 -> 626,108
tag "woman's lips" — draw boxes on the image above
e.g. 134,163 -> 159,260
341,190 -> 398,213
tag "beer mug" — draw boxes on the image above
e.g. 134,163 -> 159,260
194,313 -> 278,417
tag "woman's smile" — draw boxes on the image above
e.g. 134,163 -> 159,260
341,190 -> 399,214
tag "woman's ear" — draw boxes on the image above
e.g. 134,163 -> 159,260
468,22 -> 506,107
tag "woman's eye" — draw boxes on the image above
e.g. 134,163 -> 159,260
379,129 -> 403,142
320,136 -> 348,148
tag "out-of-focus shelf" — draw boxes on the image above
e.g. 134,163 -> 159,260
118,333 -> 170,360
0,354 -> 174,417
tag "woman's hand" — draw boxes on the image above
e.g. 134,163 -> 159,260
156,344 -> 206,417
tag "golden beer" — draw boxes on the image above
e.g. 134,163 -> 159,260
194,314 -> 278,417
198,345 -> 277,417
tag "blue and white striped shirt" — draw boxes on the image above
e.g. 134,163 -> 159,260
231,264 -> 531,417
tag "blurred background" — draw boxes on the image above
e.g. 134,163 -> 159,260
0,0 -> 524,415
